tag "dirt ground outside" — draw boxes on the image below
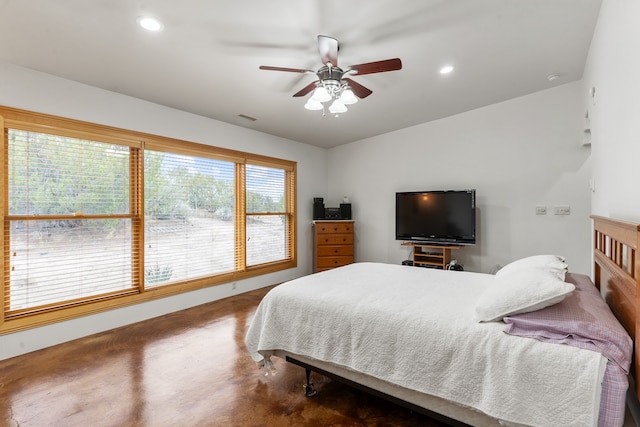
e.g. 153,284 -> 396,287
9,216 -> 286,310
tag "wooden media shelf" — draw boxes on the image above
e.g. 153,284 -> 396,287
401,242 -> 461,270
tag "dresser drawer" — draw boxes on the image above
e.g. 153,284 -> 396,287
313,221 -> 355,273
315,222 -> 353,234
315,234 -> 353,246
316,245 -> 354,257
316,256 -> 354,269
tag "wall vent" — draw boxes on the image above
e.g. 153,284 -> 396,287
237,114 -> 257,122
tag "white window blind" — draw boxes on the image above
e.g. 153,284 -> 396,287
6,129 -> 135,314
245,164 -> 292,267
144,150 -> 236,287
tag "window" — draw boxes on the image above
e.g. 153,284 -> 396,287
245,163 -> 294,267
144,150 -> 236,286
1,107 -> 296,332
7,130 -> 136,314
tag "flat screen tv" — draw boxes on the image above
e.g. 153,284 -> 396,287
395,189 -> 476,245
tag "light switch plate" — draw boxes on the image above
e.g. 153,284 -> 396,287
535,206 -> 547,215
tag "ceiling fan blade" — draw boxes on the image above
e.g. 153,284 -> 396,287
318,35 -> 339,67
343,78 -> 373,99
348,58 -> 402,76
292,81 -> 319,97
259,65 -> 315,74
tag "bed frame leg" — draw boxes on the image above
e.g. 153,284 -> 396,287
304,368 -> 317,397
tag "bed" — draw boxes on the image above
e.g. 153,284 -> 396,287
245,215 -> 639,427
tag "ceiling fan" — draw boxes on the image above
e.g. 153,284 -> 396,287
259,35 -> 402,114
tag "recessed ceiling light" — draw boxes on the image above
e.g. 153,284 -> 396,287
137,16 -> 163,32
440,65 -> 454,74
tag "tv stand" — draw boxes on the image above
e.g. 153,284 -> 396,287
401,242 -> 461,270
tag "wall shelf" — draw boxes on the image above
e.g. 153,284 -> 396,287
583,109 -> 592,147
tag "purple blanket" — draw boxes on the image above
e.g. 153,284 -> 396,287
504,272 -> 632,427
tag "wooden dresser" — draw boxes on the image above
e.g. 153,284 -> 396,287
313,220 -> 355,272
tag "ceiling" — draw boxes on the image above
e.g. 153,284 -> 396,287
0,0 -> 602,149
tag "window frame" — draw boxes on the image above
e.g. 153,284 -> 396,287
1,106 -> 297,334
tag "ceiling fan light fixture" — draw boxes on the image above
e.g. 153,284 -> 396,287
304,98 -> 324,110
339,88 -> 358,105
329,100 -> 348,114
311,86 -> 331,102
260,35 -> 402,117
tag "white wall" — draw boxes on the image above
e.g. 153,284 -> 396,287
327,82 -> 592,274
0,61 -> 327,360
582,0 -> 640,222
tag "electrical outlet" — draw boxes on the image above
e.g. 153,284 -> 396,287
554,206 -> 571,215
231,282 -> 237,290
535,206 -> 547,215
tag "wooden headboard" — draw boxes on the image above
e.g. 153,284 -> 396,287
591,215 -> 640,399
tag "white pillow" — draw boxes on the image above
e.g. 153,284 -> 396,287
475,268 -> 575,322
496,255 -> 567,278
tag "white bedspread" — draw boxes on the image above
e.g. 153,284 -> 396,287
246,262 -> 607,426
